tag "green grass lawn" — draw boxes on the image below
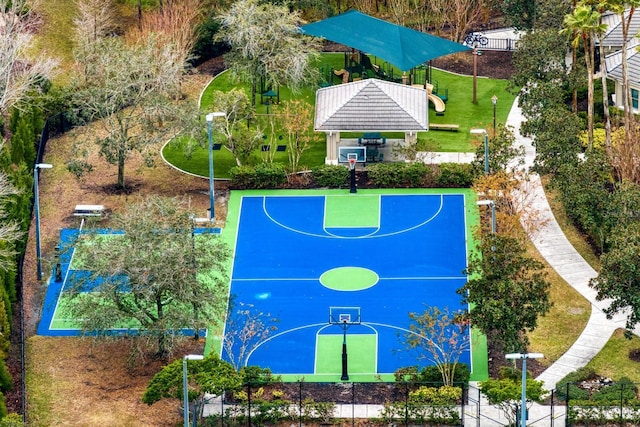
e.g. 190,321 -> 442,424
164,53 -> 516,178
585,329 -> 640,383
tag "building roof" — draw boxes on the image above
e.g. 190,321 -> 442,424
300,10 -> 469,72
314,79 -> 428,132
600,10 -> 640,48
605,38 -> 640,84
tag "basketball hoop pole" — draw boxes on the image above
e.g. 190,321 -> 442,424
341,321 -> 349,380
349,159 -> 357,193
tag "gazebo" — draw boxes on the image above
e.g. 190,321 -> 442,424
315,79 -> 428,164
301,11 -> 469,164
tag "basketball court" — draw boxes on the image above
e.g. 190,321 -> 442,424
215,189 -> 488,382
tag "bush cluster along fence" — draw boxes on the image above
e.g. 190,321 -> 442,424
202,382 -> 469,427
194,380 -> 640,426
565,381 -> 640,426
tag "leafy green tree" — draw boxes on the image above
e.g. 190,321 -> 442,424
404,306 -> 470,386
143,353 -> 241,409
68,196 -> 231,358
553,150 -> 613,252
458,235 -> 552,353
217,0 -> 320,106
70,35 -> 189,189
523,106 -> 583,176
590,219 -> 640,336
481,367 -> 545,426
209,89 -> 262,166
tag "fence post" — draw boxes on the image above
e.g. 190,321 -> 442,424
352,382 -> 355,427
299,381 -> 302,427
550,389 -> 554,427
247,382 -> 251,427
461,383 -> 465,427
565,382 -> 570,426
220,389 -> 224,427
404,382 -> 409,426
620,382 -> 624,423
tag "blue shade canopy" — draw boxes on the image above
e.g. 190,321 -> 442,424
300,10 -> 470,72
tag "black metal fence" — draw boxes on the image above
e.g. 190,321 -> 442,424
202,382 -> 468,426
565,381 -> 640,426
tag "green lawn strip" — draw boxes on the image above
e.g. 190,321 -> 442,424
526,242 -> 591,366
420,69 -> 514,152
585,329 -> 640,382
164,54 -> 515,177
31,0 -> 76,81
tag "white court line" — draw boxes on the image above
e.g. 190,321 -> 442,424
259,194 -> 446,239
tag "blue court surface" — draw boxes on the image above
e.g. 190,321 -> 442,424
36,227 -> 220,337
217,189 -> 487,382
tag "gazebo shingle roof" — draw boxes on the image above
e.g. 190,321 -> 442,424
314,79 -> 428,132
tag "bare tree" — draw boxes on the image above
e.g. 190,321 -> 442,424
0,0 -> 58,115
405,306 -> 470,386
222,301 -> 277,371
279,100 -> 315,173
217,0 -> 320,106
73,0 -> 117,84
127,0 -> 203,72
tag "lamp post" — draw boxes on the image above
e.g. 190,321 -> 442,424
492,95 -> 498,138
477,200 -> 496,234
183,354 -> 204,427
34,163 -> 53,281
470,128 -> 489,175
505,352 -> 544,427
205,112 -> 225,222
472,49 -> 482,104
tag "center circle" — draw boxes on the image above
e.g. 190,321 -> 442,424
319,267 -> 379,291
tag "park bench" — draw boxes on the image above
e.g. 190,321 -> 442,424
74,204 -> 104,217
429,124 -> 460,132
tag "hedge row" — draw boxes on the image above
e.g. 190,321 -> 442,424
228,162 -> 477,190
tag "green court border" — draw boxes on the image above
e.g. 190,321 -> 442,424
208,188 -> 488,382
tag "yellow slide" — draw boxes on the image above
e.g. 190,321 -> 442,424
428,93 -> 446,114
423,83 -> 445,114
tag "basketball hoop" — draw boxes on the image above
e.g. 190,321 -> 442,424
347,154 -> 357,193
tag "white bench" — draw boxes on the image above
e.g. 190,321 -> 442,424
74,204 -> 104,217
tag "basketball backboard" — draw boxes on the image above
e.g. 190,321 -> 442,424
338,146 -> 366,163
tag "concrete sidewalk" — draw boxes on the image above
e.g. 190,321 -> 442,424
506,97 -> 640,390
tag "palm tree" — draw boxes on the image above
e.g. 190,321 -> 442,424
561,4 -> 606,150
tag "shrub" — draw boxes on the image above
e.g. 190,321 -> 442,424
416,364 -> 470,386
229,163 -> 287,189
592,377 -> 637,403
367,162 -> 406,187
434,163 -> 474,188
556,367 -> 597,402
311,165 -> 348,188
254,163 -> 287,189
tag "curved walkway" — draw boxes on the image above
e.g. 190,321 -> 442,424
507,98 -> 640,390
